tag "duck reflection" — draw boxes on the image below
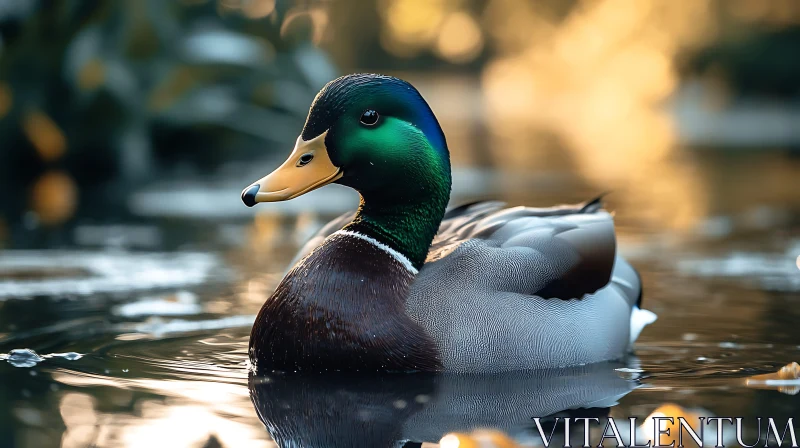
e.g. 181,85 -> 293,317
248,361 -> 637,447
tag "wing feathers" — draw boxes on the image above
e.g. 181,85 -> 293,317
430,202 -> 618,300
291,199 -> 622,300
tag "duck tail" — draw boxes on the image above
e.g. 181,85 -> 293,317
579,192 -> 611,213
634,267 -> 644,308
629,263 -> 656,346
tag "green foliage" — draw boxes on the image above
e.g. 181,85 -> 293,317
0,0 -> 336,223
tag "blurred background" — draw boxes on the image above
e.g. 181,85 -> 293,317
0,1 -> 799,447
0,0 -> 798,245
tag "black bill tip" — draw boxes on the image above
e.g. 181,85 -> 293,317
242,184 -> 260,207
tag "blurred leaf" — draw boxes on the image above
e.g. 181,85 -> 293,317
0,0 -> 337,226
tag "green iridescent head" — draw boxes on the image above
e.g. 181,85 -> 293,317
242,74 -> 452,269
303,73 -> 450,198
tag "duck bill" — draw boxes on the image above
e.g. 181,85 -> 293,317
241,131 -> 342,206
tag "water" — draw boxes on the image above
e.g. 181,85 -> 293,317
1,145 -> 799,447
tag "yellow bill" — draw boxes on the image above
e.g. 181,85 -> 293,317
241,131 -> 342,206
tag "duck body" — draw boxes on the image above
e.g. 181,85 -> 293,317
409,202 -> 646,372
244,73 -> 656,374
250,200 -> 655,373
249,230 -> 443,372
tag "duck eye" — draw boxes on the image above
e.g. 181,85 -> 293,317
360,110 -> 379,126
297,153 -> 314,167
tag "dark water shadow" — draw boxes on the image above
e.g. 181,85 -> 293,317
249,361 -> 636,447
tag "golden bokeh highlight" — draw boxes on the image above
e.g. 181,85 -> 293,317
54,373 -> 275,448
60,393 -> 100,448
216,0 -> 276,18
0,82 -> 12,119
380,0 -> 447,56
31,171 -> 78,225
477,0 -> 719,231
148,68 -> 197,112
23,110 -> 67,162
435,12 -> 484,63
250,211 -> 282,249
438,430 -> 520,448
243,0 -> 276,19
641,404 -> 705,447
746,361 -> 800,395
78,58 -> 106,91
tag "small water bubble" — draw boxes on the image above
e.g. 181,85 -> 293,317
719,342 -> 739,349
682,333 -> 698,342
29,370 -> 37,376
392,399 -> 407,409
6,349 -> 44,368
50,384 -> 59,391
696,356 -> 709,362
122,369 -> 129,373
414,394 -> 430,404
104,369 -> 110,374
52,352 -> 82,361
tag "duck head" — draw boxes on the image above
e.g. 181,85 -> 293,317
242,74 -> 452,269
242,73 -> 450,205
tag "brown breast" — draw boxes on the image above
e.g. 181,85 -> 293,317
249,232 -> 442,373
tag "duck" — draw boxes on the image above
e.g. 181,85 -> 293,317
242,73 -> 656,374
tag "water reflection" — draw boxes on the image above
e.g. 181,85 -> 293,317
249,362 -> 636,447
746,362 -> 800,395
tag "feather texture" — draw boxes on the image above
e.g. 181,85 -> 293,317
273,199 -> 656,372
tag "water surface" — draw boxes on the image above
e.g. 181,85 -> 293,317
1,146 -> 798,447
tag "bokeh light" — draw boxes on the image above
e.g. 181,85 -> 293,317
434,12 -> 483,63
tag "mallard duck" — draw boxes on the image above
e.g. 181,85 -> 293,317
242,73 -> 656,373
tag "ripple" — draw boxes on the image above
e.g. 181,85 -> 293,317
677,240 -> 800,291
124,315 -> 255,338
113,291 -> 203,317
0,250 -> 223,300
1,348 -> 83,367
